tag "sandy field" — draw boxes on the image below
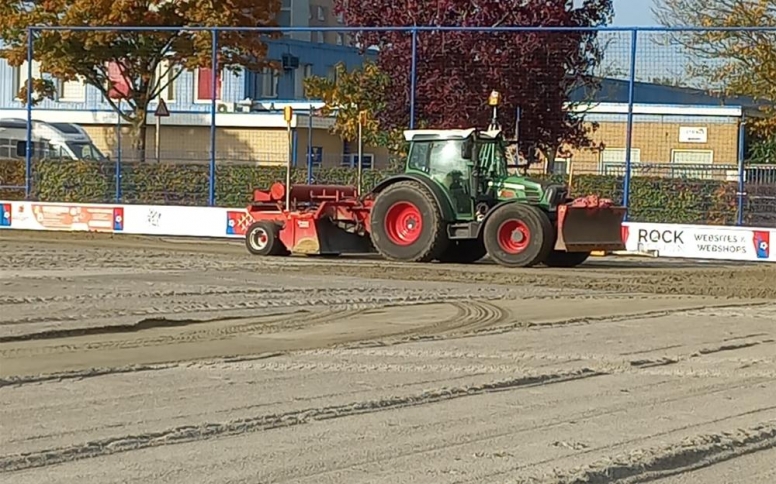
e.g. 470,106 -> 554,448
0,230 -> 774,483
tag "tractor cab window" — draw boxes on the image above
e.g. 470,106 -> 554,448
427,139 -> 468,184
407,141 -> 431,172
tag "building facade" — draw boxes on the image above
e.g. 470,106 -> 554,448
540,78 -> 764,179
0,0 -> 377,166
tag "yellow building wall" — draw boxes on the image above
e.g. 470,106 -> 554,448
295,129 -> 391,169
82,124 -> 391,168
82,125 -> 290,165
563,120 -> 739,175
81,118 -> 737,176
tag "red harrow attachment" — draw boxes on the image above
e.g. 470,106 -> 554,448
243,182 -> 375,257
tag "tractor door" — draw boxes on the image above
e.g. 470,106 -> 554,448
427,139 -> 474,218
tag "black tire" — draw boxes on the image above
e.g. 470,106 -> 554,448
437,239 -> 487,264
483,204 -> 554,268
245,221 -> 287,256
370,181 -> 449,262
544,250 -> 590,268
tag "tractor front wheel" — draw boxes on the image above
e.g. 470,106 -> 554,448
245,221 -> 288,256
370,181 -> 448,262
483,204 -> 553,268
544,250 -> 590,268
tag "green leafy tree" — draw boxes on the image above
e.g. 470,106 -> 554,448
0,0 -> 281,160
653,0 -> 776,138
303,60 -> 413,159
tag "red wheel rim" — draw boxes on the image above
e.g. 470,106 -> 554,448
497,219 -> 530,254
384,201 -> 423,246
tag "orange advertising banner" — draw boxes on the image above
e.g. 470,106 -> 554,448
13,203 -> 124,232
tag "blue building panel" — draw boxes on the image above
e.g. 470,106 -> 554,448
569,77 -> 771,111
0,39 -> 374,112
243,39 -> 376,101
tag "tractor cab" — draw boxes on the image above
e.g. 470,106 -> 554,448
402,127 -> 567,220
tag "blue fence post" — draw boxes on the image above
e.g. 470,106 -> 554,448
25,28 -> 34,199
307,105 -> 313,183
736,116 -> 746,226
622,28 -> 638,220
208,29 -> 218,207
409,27 -> 418,130
292,129 -> 298,168
115,100 -> 122,202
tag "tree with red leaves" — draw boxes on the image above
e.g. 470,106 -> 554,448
335,0 -> 614,171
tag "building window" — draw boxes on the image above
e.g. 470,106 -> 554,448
295,64 -> 313,98
13,61 -> 41,101
57,78 -> 86,103
317,5 -> 326,21
671,149 -> 715,179
341,153 -> 374,170
261,67 -> 279,98
106,61 -> 131,100
152,60 -> 176,103
194,68 -> 223,103
336,12 -> 344,23
336,33 -> 345,46
326,65 -> 338,83
551,157 -> 570,175
600,148 -> 641,176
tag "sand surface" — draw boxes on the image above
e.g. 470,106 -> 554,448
1,230 -> 775,483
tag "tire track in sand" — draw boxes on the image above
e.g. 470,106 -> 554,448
543,421 -> 776,484
0,308 -> 364,358
0,301 -> 508,381
0,368 -> 603,473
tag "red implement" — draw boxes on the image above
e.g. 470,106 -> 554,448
555,196 -> 627,252
246,182 -> 373,256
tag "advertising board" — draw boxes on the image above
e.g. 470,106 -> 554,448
1,200 -> 773,263
623,222 -> 773,262
120,204 -> 238,238
7,202 -> 123,232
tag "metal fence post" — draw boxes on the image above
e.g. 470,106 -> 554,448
623,28 -> 638,220
115,100 -> 122,202
25,28 -> 34,199
208,29 -> 218,206
736,116 -> 746,226
307,105 -> 313,183
409,27 -> 418,130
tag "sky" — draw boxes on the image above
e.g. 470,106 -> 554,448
611,0 -> 660,26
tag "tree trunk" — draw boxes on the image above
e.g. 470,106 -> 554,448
541,146 -> 558,175
129,109 -> 147,163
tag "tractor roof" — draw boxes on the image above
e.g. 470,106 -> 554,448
403,128 -> 503,142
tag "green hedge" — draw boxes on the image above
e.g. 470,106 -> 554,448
0,159 -> 742,225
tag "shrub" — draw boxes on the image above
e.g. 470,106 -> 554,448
0,158 -> 746,225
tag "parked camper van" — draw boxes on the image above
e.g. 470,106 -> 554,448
0,118 -> 107,161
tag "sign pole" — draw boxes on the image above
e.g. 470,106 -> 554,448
154,98 -> 170,164
284,106 -> 293,211
357,111 -> 365,196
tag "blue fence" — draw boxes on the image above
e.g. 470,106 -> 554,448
1,25 -> 775,227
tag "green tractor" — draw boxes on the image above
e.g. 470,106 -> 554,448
366,96 -> 626,268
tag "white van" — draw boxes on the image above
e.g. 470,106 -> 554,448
0,118 -> 107,161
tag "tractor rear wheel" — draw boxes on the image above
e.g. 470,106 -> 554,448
370,181 -> 448,262
543,250 -> 590,268
483,203 -> 553,268
437,239 -> 487,264
245,221 -> 287,256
